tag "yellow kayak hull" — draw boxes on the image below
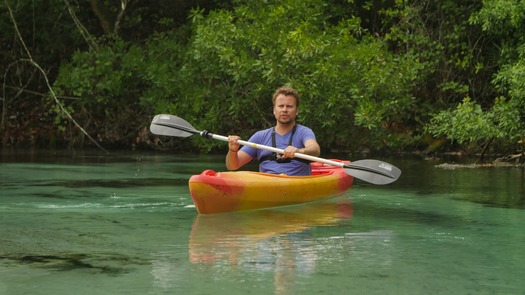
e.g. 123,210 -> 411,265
189,160 -> 353,214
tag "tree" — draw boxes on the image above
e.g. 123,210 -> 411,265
142,0 -> 422,153
0,0 -> 232,147
426,0 -> 525,161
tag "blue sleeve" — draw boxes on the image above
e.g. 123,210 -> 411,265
294,125 -> 316,147
240,129 -> 273,159
240,132 -> 261,158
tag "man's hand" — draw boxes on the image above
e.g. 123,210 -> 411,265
227,135 -> 241,152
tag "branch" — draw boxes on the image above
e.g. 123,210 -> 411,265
4,0 -> 108,153
27,59 -> 109,153
3,85 -> 80,100
64,0 -> 98,50
114,0 -> 129,34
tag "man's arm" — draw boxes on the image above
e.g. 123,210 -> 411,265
226,135 -> 253,170
282,138 -> 321,159
299,138 -> 321,156
226,150 -> 253,170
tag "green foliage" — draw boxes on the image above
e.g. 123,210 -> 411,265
426,96 -> 523,147
142,0 -> 422,152
52,36 -> 152,144
384,1 -> 488,102
46,0 -> 425,152
54,37 -> 141,106
426,97 -> 495,144
470,0 -> 525,34
494,59 -> 525,106
467,0 -> 525,149
491,97 -> 524,142
4,0 -> 525,156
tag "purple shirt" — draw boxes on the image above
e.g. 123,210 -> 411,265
240,124 -> 316,176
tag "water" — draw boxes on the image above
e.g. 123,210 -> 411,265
1,149 -> 524,295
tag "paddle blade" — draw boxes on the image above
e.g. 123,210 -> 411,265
150,114 -> 197,138
344,159 -> 401,185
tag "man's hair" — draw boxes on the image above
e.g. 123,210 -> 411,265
272,86 -> 300,107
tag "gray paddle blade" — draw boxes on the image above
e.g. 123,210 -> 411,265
344,159 -> 402,185
344,168 -> 398,185
150,114 -> 196,138
353,159 -> 402,179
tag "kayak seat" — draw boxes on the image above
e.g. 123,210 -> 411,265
310,160 -> 346,176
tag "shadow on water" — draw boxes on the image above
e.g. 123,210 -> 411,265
0,148 -> 207,164
25,178 -> 190,189
353,198 -> 467,227
0,253 -> 146,275
386,156 -> 525,209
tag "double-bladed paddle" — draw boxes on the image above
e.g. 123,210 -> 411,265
150,114 -> 401,185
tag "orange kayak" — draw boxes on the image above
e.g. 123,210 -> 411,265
189,160 -> 353,214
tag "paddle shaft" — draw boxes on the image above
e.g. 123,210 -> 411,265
151,114 -> 401,184
154,121 -> 343,165
153,120 -> 395,179
227,136 -> 395,178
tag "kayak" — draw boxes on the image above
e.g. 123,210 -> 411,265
188,160 -> 354,214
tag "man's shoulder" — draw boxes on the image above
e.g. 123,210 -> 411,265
295,124 -> 315,134
249,127 -> 273,142
295,124 -> 311,131
253,127 -> 273,136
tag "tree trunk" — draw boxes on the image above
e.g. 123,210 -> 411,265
89,0 -> 114,34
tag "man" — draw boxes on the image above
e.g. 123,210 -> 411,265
226,86 -> 321,176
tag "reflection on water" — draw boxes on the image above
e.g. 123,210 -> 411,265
1,150 -> 524,295
189,200 -> 353,263
186,200 -> 397,294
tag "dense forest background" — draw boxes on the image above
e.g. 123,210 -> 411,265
1,0 -> 524,161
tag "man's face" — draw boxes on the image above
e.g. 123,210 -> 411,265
273,94 -> 298,125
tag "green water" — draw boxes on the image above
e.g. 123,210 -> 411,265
1,149 -> 524,295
